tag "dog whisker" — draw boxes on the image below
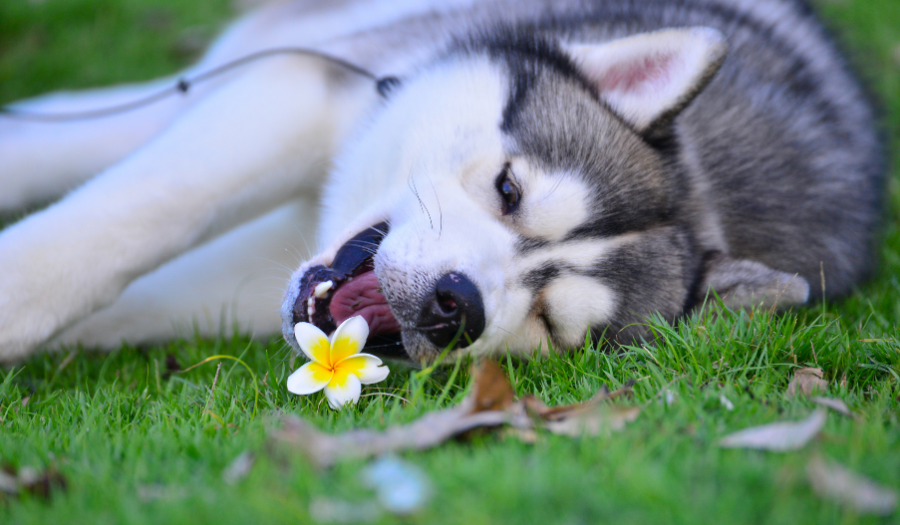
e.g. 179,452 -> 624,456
495,325 -> 525,344
407,173 -> 434,231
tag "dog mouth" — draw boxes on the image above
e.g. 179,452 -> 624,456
290,222 -> 405,357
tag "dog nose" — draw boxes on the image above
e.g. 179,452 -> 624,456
418,272 -> 485,349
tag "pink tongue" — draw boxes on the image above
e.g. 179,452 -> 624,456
329,270 -> 401,338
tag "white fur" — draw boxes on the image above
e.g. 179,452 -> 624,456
49,199 -> 317,348
510,162 -> 591,241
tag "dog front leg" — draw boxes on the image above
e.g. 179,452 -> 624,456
47,198 -> 319,349
0,78 -> 197,212
0,58 -> 370,362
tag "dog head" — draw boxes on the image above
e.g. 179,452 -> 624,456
281,27 -> 808,362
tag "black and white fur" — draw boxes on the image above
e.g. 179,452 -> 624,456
0,0 -> 883,363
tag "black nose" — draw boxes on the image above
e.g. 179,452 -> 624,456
418,272 -> 485,349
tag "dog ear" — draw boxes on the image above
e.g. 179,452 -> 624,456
565,27 -> 727,136
698,253 -> 810,310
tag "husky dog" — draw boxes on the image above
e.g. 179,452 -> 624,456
0,0 -> 882,363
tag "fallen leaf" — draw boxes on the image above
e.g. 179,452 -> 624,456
273,407 -> 524,468
543,404 -> 640,437
811,396 -> 852,417
786,367 -> 828,397
524,383 -> 639,437
0,469 -> 17,495
470,359 -> 515,412
271,360 -> 639,466
223,451 -> 255,485
17,467 -> 67,500
665,389 -> 676,406
522,382 -> 633,420
0,465 -> 67,500
502,426 -> 540,444
720,395 -> 735,411
521,394 -> 551,416
719,409 -> 827,452
807,456 -> 898,516
273,359 -> 531,467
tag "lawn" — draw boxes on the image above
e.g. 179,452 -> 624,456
1,0 -> 899,523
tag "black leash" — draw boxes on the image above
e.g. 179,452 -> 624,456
0,47 -> 400,122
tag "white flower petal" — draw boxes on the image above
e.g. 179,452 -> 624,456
294,322 -> 331,366
324,369 -> 362,409
286,362 -> 333,395
330,316 -> 370,365
338,353 -> 389,385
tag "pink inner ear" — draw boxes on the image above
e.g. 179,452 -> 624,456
598,53 -> 673,92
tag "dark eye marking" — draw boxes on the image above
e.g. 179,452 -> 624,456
522,262 -> 561,292
495,163 -> 521,215
515,236 -> 549,255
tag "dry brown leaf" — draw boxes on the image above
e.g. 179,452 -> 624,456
521,394 -> 551,416
271,360 -> 638,466
523,383 -> 634,420
0,465 -> 67,500
0,469 -> 17,495
786,367 -> 828,397
223,451 -> 255,485
502,427 -> 540,444
272,359 -> 526,467
273,407 -> 523,468
719,409 -> 826,452
807,456 -> 898,516
521,383 -> 639,437
470,359 -> 515,412
543,405 -> 640,437
811,396 -> 852,417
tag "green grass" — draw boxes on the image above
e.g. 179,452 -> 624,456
2,0 -> 899,523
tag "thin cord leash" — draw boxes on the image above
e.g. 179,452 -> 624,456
0,47 -> 400,122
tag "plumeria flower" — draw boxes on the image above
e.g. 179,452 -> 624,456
287,316 -> 390,409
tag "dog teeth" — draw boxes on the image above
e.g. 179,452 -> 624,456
307,296 -> 315,319
314,280 -> 334,298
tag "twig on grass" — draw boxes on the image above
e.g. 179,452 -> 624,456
358,392 -> 411,405
56,350 -> 78,373
203,363 -> 222,417
179,354 -> 260,420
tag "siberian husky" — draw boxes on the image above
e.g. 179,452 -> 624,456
0,0 -> 883,363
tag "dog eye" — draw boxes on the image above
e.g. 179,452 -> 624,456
495,164 -> 521,215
